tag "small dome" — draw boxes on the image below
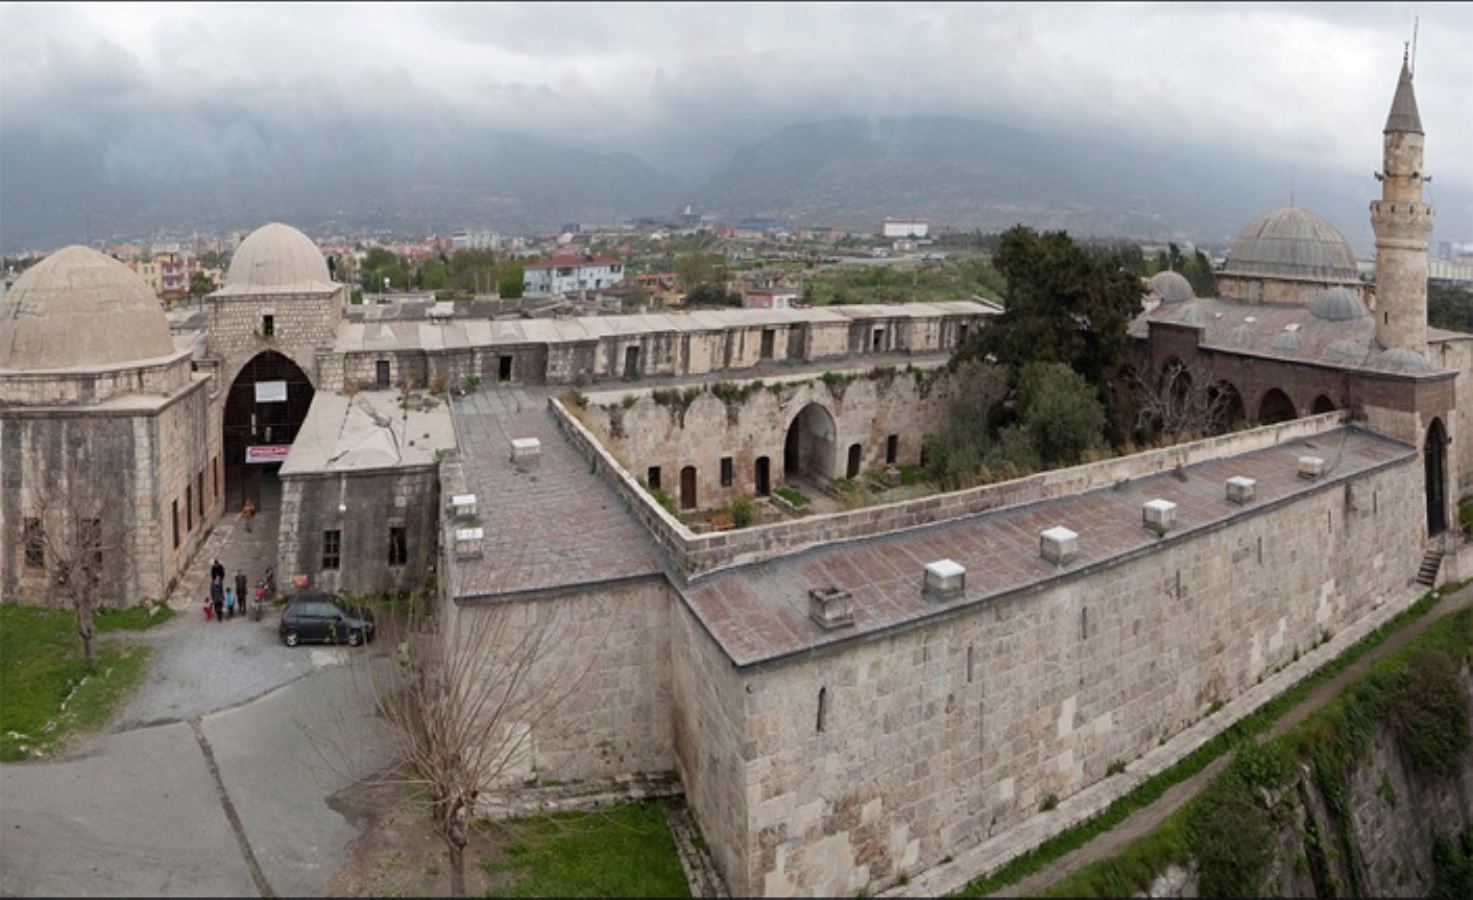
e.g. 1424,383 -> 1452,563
1221,324 -> 1255,348
0,246 -> 174,370
1322,338 -> 1371,363
1267,328 -> 1302,353
1148,270 -> 1194,304
1371,347 -> 1428,373
1175,303 -> 1207,327
1309,287 -> 1368,322
225,223 -> 332,290
1223,207 -> 1359,283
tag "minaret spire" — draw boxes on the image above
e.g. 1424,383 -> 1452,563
1370,48 -> 1434,355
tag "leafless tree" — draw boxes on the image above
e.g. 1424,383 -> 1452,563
348,592 -> 594,896
30,477 -> 129,670
1131,359 -> 1240,442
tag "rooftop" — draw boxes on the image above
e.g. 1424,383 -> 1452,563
682,426 -> 1414,668
280,390 -> 456,476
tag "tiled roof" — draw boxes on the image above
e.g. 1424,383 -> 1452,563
682,428 -> 1413,667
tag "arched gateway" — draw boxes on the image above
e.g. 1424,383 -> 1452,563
1426,418 -> 1448,536
223,350 -> 314,511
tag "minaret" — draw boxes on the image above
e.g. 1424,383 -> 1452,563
1370,48 -> 1434,355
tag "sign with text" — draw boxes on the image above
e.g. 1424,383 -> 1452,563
245,444 -> 291,464
254,380 -> 287,403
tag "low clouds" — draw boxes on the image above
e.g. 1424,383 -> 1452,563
2,2 -> 1470,247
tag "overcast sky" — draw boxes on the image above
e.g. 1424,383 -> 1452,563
2,2 -> 1470,235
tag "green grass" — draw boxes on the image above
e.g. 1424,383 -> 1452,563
0,603 -> 168,761
774,485 -> 810,508
1037,596 -> 1473,898
1459,498 -> 1473,537
479,801 -> 690,898
958,585 -> 1461,896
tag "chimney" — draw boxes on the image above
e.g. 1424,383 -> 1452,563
1142,499 -> 1178,536
1298,456 -> 1325,480
809,586 -> 855,630
454,526 -> 484,560
1225,477 -> 1256,505
923,559 -> 966,602
510,437 -> 542,468
450,493 -> 479,521
1040,526 -> 1079,566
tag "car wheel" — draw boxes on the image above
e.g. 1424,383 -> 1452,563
348,629 -> 362,647
284,630 -> 299,647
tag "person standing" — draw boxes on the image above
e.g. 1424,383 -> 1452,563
210,579 -> 225,624
224,587 -> 236,620
210,559 -> 225,585
234,569 -> 249,617
241,498 -> 256,533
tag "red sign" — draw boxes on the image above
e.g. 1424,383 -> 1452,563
245,445 -> 292,464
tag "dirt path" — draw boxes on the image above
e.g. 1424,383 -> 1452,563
998,582 -> 1473,897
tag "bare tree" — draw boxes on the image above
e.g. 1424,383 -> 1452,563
1131,359 -> 1240,442
31,478 -> 129,670
349,593 -> 593,896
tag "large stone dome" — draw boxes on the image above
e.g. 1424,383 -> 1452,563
1222,207 -> 1360,283
0,245 -> 175,371
225,223 -> 332,290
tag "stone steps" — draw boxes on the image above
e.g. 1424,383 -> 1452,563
1416,550 -> 1444,587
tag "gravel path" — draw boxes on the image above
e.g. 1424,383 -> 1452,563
997,581 -> 1473,897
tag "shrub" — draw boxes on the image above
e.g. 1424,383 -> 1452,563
728,495 -> 755,528
1387,649 -> 1471,777
1040,793 -> 1059,812
1015,361 -> 1107,467
1107,760 -> 1127,776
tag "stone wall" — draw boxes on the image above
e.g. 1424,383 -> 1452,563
707,452 -> 1423,896
276,465 -> 439,597
449,578 -> 676,783
578,370 -> 953,510
0,351 -> 195,406
153,377 -> 223,598
206,287 -> 345,392
1216,273 -> 1369,307
1430,336 -> 1473,498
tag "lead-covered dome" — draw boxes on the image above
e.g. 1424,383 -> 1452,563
1222,207 -> 1360,283
225,223 -> 332,290
1310,287 -> 1368,322
1148,270 -> 1195,304
0,245 -> 175,370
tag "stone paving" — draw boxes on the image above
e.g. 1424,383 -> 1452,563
165,502 -> 280,613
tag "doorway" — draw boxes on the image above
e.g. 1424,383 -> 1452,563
680,466 -> 697,510
755,456 -> 771,496
1426,418 -> 1448,536
847,444 -> 862,478
784,403 -> 838,481
498,355 -> 514,382
623,346 -> 640,380
223,351 -> 314,512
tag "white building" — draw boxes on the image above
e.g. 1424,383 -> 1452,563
882,218 -> 930,239
522,253 -> 626,298
451,231 -> 501,251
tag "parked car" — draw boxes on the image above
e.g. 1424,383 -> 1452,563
278,594 -> 376,647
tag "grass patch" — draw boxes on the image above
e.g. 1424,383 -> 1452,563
1039,599 -> 1473,898
774,485 -> 810,508
1,604 -> 162,761
478,801 -> 690,897
959,585 -> 1460,896
1460,498 -> 1473,537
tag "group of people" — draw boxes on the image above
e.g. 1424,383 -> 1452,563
205,558 -> 274,622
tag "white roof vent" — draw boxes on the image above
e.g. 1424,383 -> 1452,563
1040,526 -> 1079,566
450,493 -> 479,518
809,586 -> 855,630
510,437 -> 542,468
923,559 -> 966,601
1142,499 -> 1178,536
1226,477 -> 1256,505
1298,456 -> 1325,480
428,301 -> 455,320
453,526 -> 484,559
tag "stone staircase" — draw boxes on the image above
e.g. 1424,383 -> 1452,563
1415,549 -> 1444,588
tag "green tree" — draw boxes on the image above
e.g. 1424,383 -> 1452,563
1015,362 -> 1107,467
674,253 -> 720,291
448,249 -> 499,294
498,263 -> 524,299
1429,283 -> 1473,333
922,363 -> 1012,489
418,262 -> 449,291
188,270 -> 215,299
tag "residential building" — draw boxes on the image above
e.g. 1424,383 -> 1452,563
523,252 -> 625,297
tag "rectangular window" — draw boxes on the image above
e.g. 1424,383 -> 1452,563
186,485 -> 194,531
388,527 -> 407,567
647,467 -> 661,490
262,314 -> 274,337
720,457 -> 734,487
197,471 -> 205,517
376,360 -> 391,388
886,434 -> 899,465
24,518 -> 44,570
322,530 -> 341,570
172,500 -> 180,548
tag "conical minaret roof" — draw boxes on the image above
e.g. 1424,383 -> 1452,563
1384,52 -> 1423,134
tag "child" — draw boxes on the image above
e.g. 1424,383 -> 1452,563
203,598 -> 214,622
224,587 -> 237,620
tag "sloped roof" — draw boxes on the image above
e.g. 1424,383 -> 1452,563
1384,56 -> 1423,135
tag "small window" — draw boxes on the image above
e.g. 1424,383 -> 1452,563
647,466 -> 661,490
186,485 -> 194,531
322,529 -> 341,570
388,527 -> 407,567
262,314 -> 274,337
817,686 -> 828,734
213,456 -> 220,499
958,323 -> 969,345
886,434 -> 898,465
376,360 -> 391,388
966,646 -> 975,684
24,518 -> 44,570
720,457 -> 734,487
172,500 -> 180,548
197,471 -> 205,517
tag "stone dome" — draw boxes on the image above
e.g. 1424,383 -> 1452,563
1148,270 -> 1195,304
1267,328 -> 1302,353
1222,207 -> 1360,283
1310,287 -> 1368,322
1322,338 -> 1371,363
1371,347 -> 1429,373
0,245 -> 175,371
1174,303 -> 1207,327
224,223 -> 332,290
1221,324 -> 1255,348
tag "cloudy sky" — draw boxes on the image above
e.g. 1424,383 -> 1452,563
2,2 -> 1470,244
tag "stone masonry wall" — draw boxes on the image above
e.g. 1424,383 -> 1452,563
1430,336 -> 1473,499
276,466 -> 439,597
207,288 -> 345,393
153,377 -> 222,599
716,453 -> 1423,896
